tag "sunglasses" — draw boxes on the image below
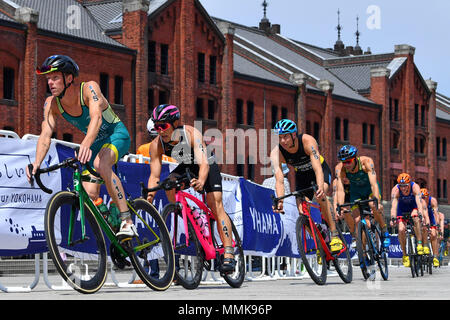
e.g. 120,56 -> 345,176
398,183 -> 409,187
36,66 -> 58,75
154,123 -> 171,132
342,158 -> 355,164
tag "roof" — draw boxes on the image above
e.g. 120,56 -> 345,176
85,0 -> 171,31
214,17 -> 377,105
4,0 -> 127,49
436,92 -> 450,122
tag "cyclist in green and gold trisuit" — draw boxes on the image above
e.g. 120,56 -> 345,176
26,55 -> 135,238
335,145 -> 390,248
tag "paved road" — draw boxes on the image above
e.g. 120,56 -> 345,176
1,265 -> 449,301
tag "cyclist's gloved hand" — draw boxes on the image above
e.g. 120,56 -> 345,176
190,178 -> 205,192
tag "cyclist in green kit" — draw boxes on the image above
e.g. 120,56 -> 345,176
26,55 -> 135,238
335,145 -> 390,248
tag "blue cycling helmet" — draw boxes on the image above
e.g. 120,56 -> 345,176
274,119 -> 297,135
338,145 -> 358,161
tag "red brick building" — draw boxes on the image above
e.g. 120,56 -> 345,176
0,0 -> 449,212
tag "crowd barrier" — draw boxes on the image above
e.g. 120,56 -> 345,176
0,130 -> 409,293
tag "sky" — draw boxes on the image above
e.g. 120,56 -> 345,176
199,0 -> 450,95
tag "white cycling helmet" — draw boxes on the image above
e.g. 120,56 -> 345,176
147,118 -> 158,136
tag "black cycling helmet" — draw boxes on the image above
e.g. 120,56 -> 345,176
151,104 -> 180,123
36,55 -> 79,99
36,55 -> 79,77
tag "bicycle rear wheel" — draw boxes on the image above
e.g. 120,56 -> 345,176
218,218 -> 245,288
332,222 -> 353,283
45,191 -> 107,294
296,215 -> 327,285
162,203 -> 204,290
356,221 -> 375,280
125,199 -> 175,291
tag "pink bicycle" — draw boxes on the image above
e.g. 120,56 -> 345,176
143,169 -> 245,289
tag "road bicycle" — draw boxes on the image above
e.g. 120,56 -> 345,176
337,198 -> 388,281
422,225 -> 435,275
272,185 -> 352,285
142,168 -> 245,289
395,212 -> 423,278
437,239 -> 447,267
29,154 -> 175,294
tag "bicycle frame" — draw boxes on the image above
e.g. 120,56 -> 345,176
67,166 -> 161,258
175,190 -> 234,261
300,200 -> 347,262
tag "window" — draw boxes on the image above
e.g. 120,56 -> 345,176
237,163 -> 244,176
394,99 -> 399,121
281,107 -> 288,119
444,179 -> 448,199
209,55 -> 217,85
437,137 -> 441,157
313,122 -> 320,143
236,99 -> 243,124
196,98 -> 203,119
443,138 -> 447,157
306,121 -> 311,135
362,123 -> 368,144
3,67 -> 14,100
247,101 -> 254,126
271,105 -> 278,128
99,73 -> 109,100
421,105 -> 426,127
247,156 -> 254,181
158,90 -> 167,105
114,76 -> 123,105
148,41 -> 156,72
392,130 -> 400,150
148,89 -> 154,115
335,117 -> 341,140
437,179 -> 441,198
389,98 -> 392,121
414,104 -> 419,126
198,53 -> 205,83
160,44 -> 169,75
343,119 -> 349,141
370,124 -> 375,145
208,100 -> 215,120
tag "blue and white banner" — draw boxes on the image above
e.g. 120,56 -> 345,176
0,138 -> 60,255
0,138 -> 402,260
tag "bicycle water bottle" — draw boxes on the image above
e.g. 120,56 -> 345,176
199,211 -> 210,238
94,198 -> 109,219
108,201 -> 122,229
192,208 -> 209,237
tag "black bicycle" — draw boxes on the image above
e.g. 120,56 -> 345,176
337,198 -> 388,281
395,212 -> 422,278
29,154 -> 175,293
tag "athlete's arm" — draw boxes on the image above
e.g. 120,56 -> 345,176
188,125 -> 209,192
303,134 -> 325,198
147,139 -> 162,203
270,145 -> 286,213
27,96 -> 57,181
390,186 -> 399,225
431,197 -> 439,225
334,163 -> 347,210
362,157 -> 381,207
79,81 -> 105,164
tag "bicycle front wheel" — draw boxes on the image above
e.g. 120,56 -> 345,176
162,203 -> 204,290
372,224 -> 388,280
45,191 -> 107,294
125,199 -> 175,291
332,222 -> 353,283
356,221 -> 375,280
296,215 -> 327,285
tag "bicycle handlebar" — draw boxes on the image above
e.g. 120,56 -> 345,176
336,197 -> 378,215
271,183 -> 318,214
28,147 -> 99,194
141,168 -> 204,198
